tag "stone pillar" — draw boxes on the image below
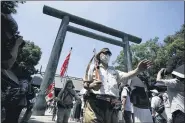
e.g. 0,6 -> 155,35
33,16 -> 69,116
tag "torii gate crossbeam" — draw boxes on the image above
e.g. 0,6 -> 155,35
43,5 -> 141,44
33,5 -> 142,115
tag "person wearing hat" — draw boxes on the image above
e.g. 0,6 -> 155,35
150,89 -> 166,123
55,79 -> 80,123
83,48 -> 152,123
150,89 -> 159,96
156,64 -> 185,123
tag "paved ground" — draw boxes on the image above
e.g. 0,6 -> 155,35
19,108 -> 80,123
27,115 -> 79,123
28,115 -> 53,123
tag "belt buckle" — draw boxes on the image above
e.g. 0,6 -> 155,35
96,95 -> 110,102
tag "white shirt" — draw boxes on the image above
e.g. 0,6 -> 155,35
81,97 -> 84,109
80,88 -> 87,95
88,64 -> 132,97
162,93 -> 172,121
79,88 -> 86,109
163,79 -> 184,113
121,87 -> 133,112
151,96 -> 162,110
163,93 -> 170,108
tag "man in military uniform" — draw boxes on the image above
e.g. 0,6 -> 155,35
83,48 -> 152,123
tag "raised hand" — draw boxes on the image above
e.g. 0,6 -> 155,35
137,59 -> 153,72
157,68 -> 166,75
89,80 -> 102,91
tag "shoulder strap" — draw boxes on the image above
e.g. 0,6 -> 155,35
124,87 -> 131,96
159,97 -> 164,105
62,90 -> 76,101
84,55 -> 95,81
62,92 -> 70,101
68,90 -> 76,97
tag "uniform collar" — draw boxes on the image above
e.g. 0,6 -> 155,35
99,63 -> 109,70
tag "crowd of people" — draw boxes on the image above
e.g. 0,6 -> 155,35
1,1 -> 184,123
46,48 -> 184,123
1,25 -> 184,123
1,9 -> 184,123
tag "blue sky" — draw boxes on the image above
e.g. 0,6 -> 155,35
13,1 -> 184,78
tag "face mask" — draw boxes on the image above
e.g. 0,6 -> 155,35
67,86 -> 72,90
66,83 -> 73,90
100,54 -> 110,64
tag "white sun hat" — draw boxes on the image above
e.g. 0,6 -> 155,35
150,89 -> 159,94
172,64 -> 184,79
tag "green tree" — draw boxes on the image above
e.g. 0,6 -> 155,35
1,1 -> 25,14
114,24 -> 185,83
12,41 -> 42,80
1,1 -> 25,62
114,37 -> 163,82
163,24 -> 185,65
1,1 -> 41,80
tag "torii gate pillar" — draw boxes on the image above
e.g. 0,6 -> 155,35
33,16 -> 69,115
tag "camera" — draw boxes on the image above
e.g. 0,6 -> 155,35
161,68 -> 167,77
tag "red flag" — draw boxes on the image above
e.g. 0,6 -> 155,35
48,92 -> 53,98
46,82 -> 55,94
60,48 -> 72,77
45,82 -> 55,102
45,90 -> 55,102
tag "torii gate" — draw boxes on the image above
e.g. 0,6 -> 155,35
33,5 -> 142,115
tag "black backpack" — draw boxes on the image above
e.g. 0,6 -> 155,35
130,86 -> 150,109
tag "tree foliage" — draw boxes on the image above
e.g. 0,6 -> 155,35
1,1 -> 42,80
1,1 -> 25,61
114,24 -> 185,83
12,41 -> 42,80
1,1 -> 25,14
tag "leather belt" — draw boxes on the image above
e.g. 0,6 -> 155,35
95,94 -> 120,104
96,95 -> 112,102
85,93 -> 120,104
